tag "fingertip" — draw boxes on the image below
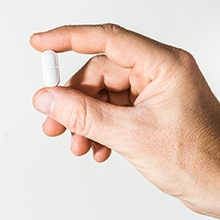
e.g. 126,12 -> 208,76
30,26 -> 74,52
29,33 -> 36,46
92,144 -> 111,163
93,151 -> 111,163
30,32 -> 44,51
32,88 -> 48,108
70,135 -> 92,156
42,117 -> 66,137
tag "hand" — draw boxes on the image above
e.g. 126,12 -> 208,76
30,24 -> 220,218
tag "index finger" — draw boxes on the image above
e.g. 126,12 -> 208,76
30,24 -> 173,72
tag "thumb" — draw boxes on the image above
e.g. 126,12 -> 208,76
33,87 -> 132,149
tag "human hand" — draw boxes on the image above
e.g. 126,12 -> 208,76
30,24 -> 220,218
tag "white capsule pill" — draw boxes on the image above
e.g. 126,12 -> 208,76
42,50 -> 60,87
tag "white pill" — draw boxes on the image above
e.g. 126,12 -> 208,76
42,50 -> 60,87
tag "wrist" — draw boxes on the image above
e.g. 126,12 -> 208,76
179,120 -> 220,218
180,170 -> 220,218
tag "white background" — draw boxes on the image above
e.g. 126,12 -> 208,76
0,0 -> 219,219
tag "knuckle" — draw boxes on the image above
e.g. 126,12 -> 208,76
67,97 -> 91,136
87,55 -> 107,78
179,49 -> 195,61
89,54 -> 107,65
101,23 -> 124,35
158,47 -> 198,79
174,48 -> 197,67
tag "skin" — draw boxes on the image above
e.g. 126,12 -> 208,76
30,24 -> 220,218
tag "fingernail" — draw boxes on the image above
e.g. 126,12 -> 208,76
35,91 -> 55,115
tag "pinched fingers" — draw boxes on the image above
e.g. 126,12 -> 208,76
43,55 -> 132,161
